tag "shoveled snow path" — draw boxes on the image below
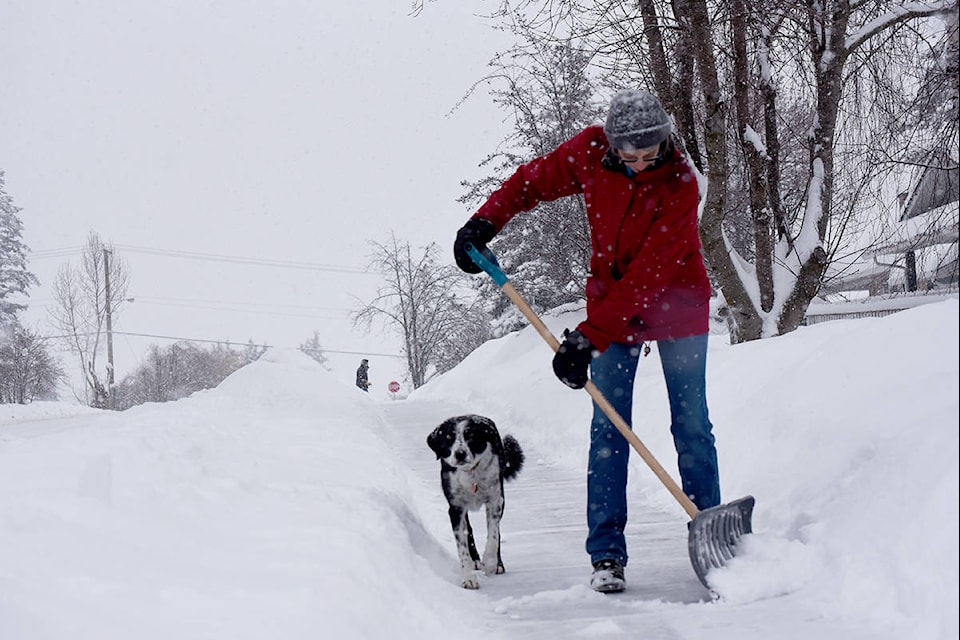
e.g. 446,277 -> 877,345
381,398 -> 711,637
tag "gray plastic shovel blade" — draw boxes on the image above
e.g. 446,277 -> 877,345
688,495 -> 756,589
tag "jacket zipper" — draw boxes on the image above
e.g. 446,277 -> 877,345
612,183 -> 642,281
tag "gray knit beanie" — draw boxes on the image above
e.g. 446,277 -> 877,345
604,89 -> 672,151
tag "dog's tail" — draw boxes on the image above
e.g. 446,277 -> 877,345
501,435 -> 524,481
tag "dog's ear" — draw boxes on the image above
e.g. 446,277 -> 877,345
426,428 -> 440,458
465,415 -> 500,453
426,424 -> 448,459
470,415 -> 499,440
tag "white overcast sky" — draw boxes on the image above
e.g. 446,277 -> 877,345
1,1 -> 516,385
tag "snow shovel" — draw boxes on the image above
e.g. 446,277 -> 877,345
464,243 -> 755,589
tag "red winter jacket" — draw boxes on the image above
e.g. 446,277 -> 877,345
474,125 -> 711,352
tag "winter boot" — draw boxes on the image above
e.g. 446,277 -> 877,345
590,559 -> 626,593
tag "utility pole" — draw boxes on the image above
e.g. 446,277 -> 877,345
104,247 -> 115,409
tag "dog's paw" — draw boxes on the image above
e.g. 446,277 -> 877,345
461,573 -> 480,589
481,557 -> 503,576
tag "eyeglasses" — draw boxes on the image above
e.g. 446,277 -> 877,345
617,149 -> 662,164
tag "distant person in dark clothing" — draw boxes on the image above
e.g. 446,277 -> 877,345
356,359 -> 371,391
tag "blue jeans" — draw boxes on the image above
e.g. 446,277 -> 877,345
586,334 -> 720,566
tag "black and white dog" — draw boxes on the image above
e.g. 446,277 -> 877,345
427,415 -> 524,589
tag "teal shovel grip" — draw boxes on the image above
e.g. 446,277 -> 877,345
464,243 -> 508,287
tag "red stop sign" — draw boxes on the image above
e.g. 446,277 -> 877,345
388,381 -> 400,393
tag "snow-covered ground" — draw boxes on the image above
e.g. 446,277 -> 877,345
1,300 -> 957,640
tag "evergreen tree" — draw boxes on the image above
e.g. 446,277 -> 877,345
459,37 -> 604,333
299,331 -> 329,368
240,339 -> 267,365
0,171 -> 39,323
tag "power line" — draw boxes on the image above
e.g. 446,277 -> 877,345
29,244 -> 382,275
116,244 -> 379,274
24,245 -> 398,356
39,330 -> 404,357
28,247 -> 85,259
130,297 -> 352,320
134,295 -> 345,311
20,293 -> 357,319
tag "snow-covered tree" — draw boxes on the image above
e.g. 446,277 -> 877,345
353,233 -> 491,388
49,231 -> 130,408
458,36 -> 604,333
299,331 -> 329,368
112,340 -> 252,409
0,321 -> 64,404
239,339 -> 267,365
0,170 -> 39,324
481,0 -> 957,342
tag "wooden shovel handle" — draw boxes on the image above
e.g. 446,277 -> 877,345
501,281 -> 700,519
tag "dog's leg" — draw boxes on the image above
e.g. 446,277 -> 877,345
449,506 -> 480,589
481,493 -> 506,576
464,514 -> 481,568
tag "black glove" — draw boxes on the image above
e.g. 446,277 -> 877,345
453,218 -> 497,274
552,329 -> 594,389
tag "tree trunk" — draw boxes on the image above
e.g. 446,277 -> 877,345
667,0 -> 705,168
731,0 -> 775,313
775,0 -> 850,335
678,0 -> 762,343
